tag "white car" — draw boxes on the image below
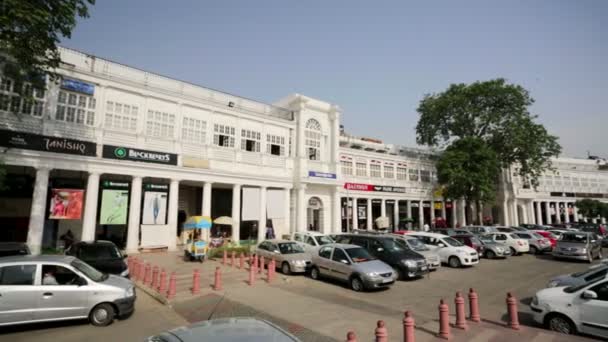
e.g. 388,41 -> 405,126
485,232 -> 529,255
463,225 -> 499,235
292,231 -> 335,253
405,232 -> 479,268
531,279 -> 608,339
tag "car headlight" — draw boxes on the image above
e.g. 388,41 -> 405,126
125,286 -> 134,298
547,280 -> 560,288
402,259 -> 417,267
531,296 -> 538,306
367,272 -> 380,277
120,268 -> 130,277
496,247 -> 503,252
580,248 -> 587,253
291,260 -> 306,266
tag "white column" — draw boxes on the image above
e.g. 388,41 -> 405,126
460,199 -> 467,226
352,197 -> 358,230
366,198 -> 373,230
511,200 -> 519,226
257,186 -> 267,242
284,188 -> 291,235
26,168 -> 50,255
521,201 -> 528,225
202,182 -> 212,217
231,184 -> 241,244
406,200 -> 412,220
544,201 -> 552,225
331,109 -> 340,165
418,200 -> 424,230
450,201 -> 456,227
380,198 -> 386,218
430,201 -> 436,227
166,179 -> 179,251
564,203 -> 570,223
393,200 -> 399,231
573,205 -> 579,222
554,202 -> 562,224
126,176 -> 142,253
297,185 -> 306,232
81,172 -> 100,242
332,187 -> 341,234
536,201 -> 543,225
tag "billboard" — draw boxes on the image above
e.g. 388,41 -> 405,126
49,189 -> 84,219
142,191 -> 168,225
99,189 -> 129,225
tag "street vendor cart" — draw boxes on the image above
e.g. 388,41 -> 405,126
182,216 -> 212,262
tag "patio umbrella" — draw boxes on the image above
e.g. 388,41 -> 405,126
183,216 -> 212,230
213,216 -> 234,225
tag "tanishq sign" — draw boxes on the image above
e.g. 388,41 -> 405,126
102,145 -> 178,165
344,182 -> 406,193
0,129 -> 96,156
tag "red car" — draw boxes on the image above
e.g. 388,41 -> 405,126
534,230 -> 557,249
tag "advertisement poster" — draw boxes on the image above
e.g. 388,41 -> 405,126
142,191 -> 168,225
49,189 -> 84,219
99,189 -> 129,225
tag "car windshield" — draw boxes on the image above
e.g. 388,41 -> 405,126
345,247 -> 374,263
571,265 -> 608,278
509,234 -> 521,240
443,237 -> 464,247
405,238 -> 429,251
470,236 -> 482,245
564,277 -> 603,293
278,242 -> 305,254
382,239 -> 407,251
71,259 -> 106,282
316,236 -> 334,245
79,244 -> 122,260
561,233 -> 588,243
532,233 -> 544,239
479,235 -> 494,244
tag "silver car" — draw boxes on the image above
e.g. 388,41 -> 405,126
391,235 -> 441,270
0,255 -> 135,327
310,243 -> 397,291
478,235 -> 511,258
514,231 -> 553,255
546,265 -> 608,288
552,232 -> 603,262
256,240 -> 311,275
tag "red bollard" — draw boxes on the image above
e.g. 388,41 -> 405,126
270,258 -> 276,281
214,267 -> 223,291
375,320 -> 388,342
151,266 -> 159,289
403,311 -> 415,342
231,251 -> 236,267
252,255 -> 258,275
468,288 -> 480,323
138,260 -> 145,282
144,263 -> 152,286
438,299 -> 451,340
132,259 -> 139,281
506,292 -> 520,330
454,292 -> 468,330
222,250 -> 227,265
166,272 -> 176,300
157,269 -> 167,293
248,262 -> 255,286
346,331 -> 357,342
127,257 -> 133,272
239,252 -> 244,269
191,269 -> 201,295
259,256 -> 265,274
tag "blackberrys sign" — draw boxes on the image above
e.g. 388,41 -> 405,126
102,145 -> 178,165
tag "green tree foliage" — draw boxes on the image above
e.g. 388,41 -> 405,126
575,199 -> 608,220
416,78 -> 561,187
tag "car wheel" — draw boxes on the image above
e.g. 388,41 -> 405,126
310,266 -> 320,280
546,313 -> 576,335
529,246 -> 538,255
281,262 -> 291,275
485,250 -> 496,259
90,303 -> 115,327
510,247 -> 517,256
350,276 -> 364,292
395,268 -> 405,280
448,256 -> 461,268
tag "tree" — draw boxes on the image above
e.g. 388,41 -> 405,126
436,137 -> 500,224
575,199 -> 607,221
416,78 -> 561,187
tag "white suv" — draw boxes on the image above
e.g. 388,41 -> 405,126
292,231 -> 335,253
485,232 -> 530,255
406,232 -> 479,268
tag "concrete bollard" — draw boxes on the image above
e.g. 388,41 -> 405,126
468,288 -> 480,323
454,292 -> 468,330
191,269 -> 201,295
151,266 -> 159,289
138,260 -> 145,282
144,263 -> 152,286
166,272 -> 176,300
506,292 -> 520,330
270,258 -> 276,281
222,250 -> 227,265
438,299 -> 451,340
249,262 -> 255,286
158,269 -> 167,293
252,255 -> 258,275
231,251 -> 236,267
214,267 -> 223,291
132,259 -> 139,281
403,311 -> 415,342
259,256 -> 265,274
346,331 -> 357,342
239,252 -> 244,269
127,257 -> 133,273
375,320 -> 388,342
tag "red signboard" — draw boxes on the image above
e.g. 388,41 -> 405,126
344,183 -> 374,191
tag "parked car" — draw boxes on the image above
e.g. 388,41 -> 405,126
548,229 -> 570,240
146,317 -> 301,342
552,232 -> 603,263
255,240 -> 311,275
484,232 -> 530,255
390,235 -> 441,270
546,265 -> 608,288
496,227 -> 516,233
508,226 -> 530,232
333,234 -> 428,279
0,242 -> 30,257
478,235 -> 511,258
577,224 -> 608,247
514,232 -> 553,255
310,244 -> 397,291
463,225 -> 499,235
535,230 -> 558,249
65,240 -> 129,277
451,234 -> 485,255
291,231 -> 335,252
405,232 -> 479,268
0,255 -> 135,327
530,278 -> 608,338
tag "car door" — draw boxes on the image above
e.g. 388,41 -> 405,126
330,247 -> 352,281
33,263 -> 90,321
579,280 -> 608,338
0,263 -> 38,325
316,246 -> 333,277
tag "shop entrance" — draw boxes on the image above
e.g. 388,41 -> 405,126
0,166 -> 35,243
307,197 -> 323,232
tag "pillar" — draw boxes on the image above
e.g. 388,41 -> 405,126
257,186 -> 267,242
352,197 -> 358,230
297,185 -> 306,232
231,184 -> 241,244
81,172 -> 100,242
441,201 -> 447,222
520,202 -> 528,225
430,201 -> 436,227
511,200 -> 519,226
406,200 -> 412,220
332,187 -> 341,234
202,182 -> 212,217
544,201 -> 552,225
564,203 -> 570,223
366,198 -> 373,230
418,200 -> 424,230
167,179 -> 180,251
554,202 -> 562,224
393,200 -> 399,231
459,199 -> 467,226
26,168 -> 50,255
126,176 -> 142,253
573,204 -> 579,222
381,198 -> 387,218
450,201 -> 456,227
502,201 -> 510,226
536,201 -> 543,225
284,188 -> 291,235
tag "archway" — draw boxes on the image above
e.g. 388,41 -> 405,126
307,197 -> 324,232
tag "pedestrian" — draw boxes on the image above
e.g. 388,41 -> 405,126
265,219 -> 275,239
423,223 -> 430,231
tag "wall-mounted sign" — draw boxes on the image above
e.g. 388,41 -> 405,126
101,181 -> 130,189
308,171 -> 337,179
344,182 -> 406,193
0,129 -> 97,156
434,202 -> 443,209
102,145 -> 178,165
61,78 -> 95,95
49,188 -> 84,220
144,184 -> 169,191
142,183 -> 169,225
445,202 -> 453,209
99,189 -> 129,225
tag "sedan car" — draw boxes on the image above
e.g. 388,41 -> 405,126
65,240 -> 129,277
406,232 -> 479,268
0,242 -> 30,257
391,235 -> 441,270
478,235 -> 511,259
310,244 -> 397,291
484,232 -> 530,255
514,232 -> 552,255
552,232 -> 603,263
255,240 -> 311,274
547,265 -> 608,288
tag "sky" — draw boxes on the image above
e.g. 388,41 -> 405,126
63,0 -> 608,158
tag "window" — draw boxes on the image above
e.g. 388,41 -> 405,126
356,162 -> 367,177
319,246 -> 332,259
241,129 -> 261,152
397,167 -> 407,180
420,170 -> 431,182
0,265 -> 36,285
56,90 -> 95,125
331,248 -> 349,263
305,119 -> 322,160
370,164 -> 381,178
305,236 -> 317,246
105,101 -> 138,132
213,124 -> 235,148
258,241 -> 270,250
182,117 -> 207,144
266,134 -> 286,156
409,169 -> 419,181
41,265 -> 79,285
384,165 -> 394,179
495,234 -> 507,241
589,281 -> 608,301
0,77 -> 45,117
341,161 -> 353,175
146,110 -> 175,138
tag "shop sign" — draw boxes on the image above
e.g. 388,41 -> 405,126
182,156 -> 210,169
308,171 -> 337,179
344,182 -> 405,193
0,129 -> 97,156
102,145 -> 178,165
385,200 -> 395,204
434,202 -> 443,209
61,78 -> 95,95
445,202 -> 453,209
101,181 -> 130,189
144,183 -> 169,191
422,202 -> 431,208
410,202 -> 419,207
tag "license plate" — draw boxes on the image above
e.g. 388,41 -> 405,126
472,258 -> 478,262
382,278 -> 393,283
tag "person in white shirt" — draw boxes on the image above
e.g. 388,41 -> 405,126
42,267 -> 59,285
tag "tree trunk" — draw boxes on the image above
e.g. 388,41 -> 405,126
476,200 -> 484,225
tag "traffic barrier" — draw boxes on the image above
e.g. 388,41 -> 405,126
191,269 -> 201,295
403,311 -> 415,342
239,252 -> 244,269
253,255 -> 258,275
214,267 -> 223,291
249,262 -> 255,286
346,331 -> 357,342
151,266 -> 159,289
506,292 -> 520,330
454,292 -> 467,330
375,320 -> 388,342
231,251 -> 236,267
222,250 -> 227,265
259,256 -> 265,274
158,269 -> 167,293
270,258 -> 276,281
166,272 -> 176,300
438,299 -> 451,340
144,263 -> 152,286
468,288 -> 480,322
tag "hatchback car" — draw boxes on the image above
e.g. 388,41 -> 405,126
66,240 -> 129,277
463,226 -> 499,235
552,232 -> 602,263
310,244 -> 397,291
547,265 -> 608,288
514,232 -> 552,254
535,230 -> 558,249
0,255 -> 135,327
406,232 -> 479,268
255,240 -> 311,275
291,231 -> 335,252
484,232 -> 530,255
477,235 -> 511,259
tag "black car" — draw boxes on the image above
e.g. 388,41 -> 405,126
334,234 -> 428,280
66,240 -> 129,277
0,242 -> 30,257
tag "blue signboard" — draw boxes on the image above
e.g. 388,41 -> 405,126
308,171 -> 337,179
61,78 -> 95,95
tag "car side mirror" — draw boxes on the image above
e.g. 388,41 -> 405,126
340,259 -> 350,265
438,243 -> 445,248
582,290 -> 597,300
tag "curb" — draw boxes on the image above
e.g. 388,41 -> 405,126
135,282 -> 170,306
